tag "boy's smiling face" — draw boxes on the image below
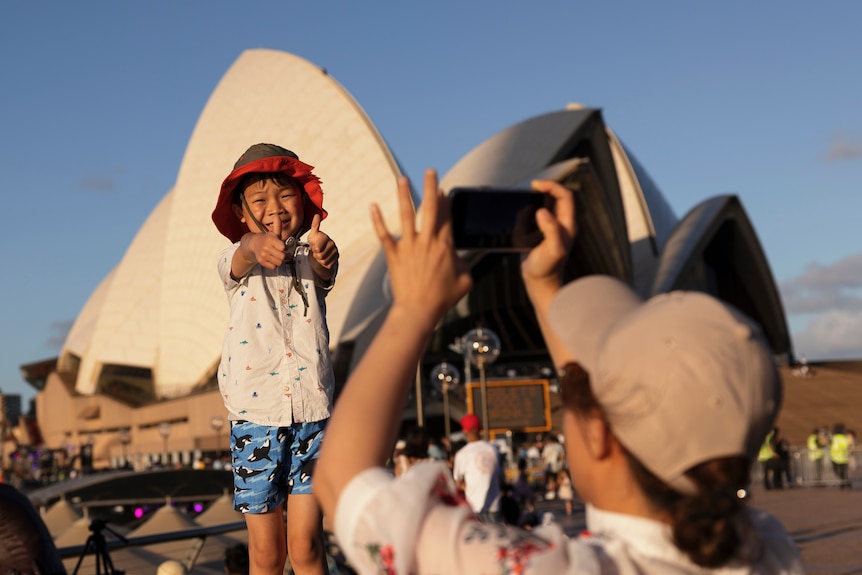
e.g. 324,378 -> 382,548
233,176 -> 305,241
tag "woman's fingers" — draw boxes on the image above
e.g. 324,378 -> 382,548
396,176 -> 417,241
531,179 -> 576,241
370,203 -> 395,256
419,168 -> 441,237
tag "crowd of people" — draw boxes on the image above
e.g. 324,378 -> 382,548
390,422 -> 578,527
806,424 -> 856,488
758,424 -> 857,489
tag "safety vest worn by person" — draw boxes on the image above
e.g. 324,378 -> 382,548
831,433 -> 850,464
807,433 -> 825,461
758,431 -> 777,462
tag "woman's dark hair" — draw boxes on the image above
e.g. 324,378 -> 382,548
402,426 -> 430,459
627,454 -> 751,568
559,362 -> 751,568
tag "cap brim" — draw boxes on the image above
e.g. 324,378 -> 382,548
547,276 -> 643,373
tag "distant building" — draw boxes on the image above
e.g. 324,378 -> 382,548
18,49 -> 791,470
1,393 -> 22,425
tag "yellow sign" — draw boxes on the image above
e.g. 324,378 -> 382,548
466,379 -> 551,434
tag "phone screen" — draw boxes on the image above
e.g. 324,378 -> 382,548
450,187 -> 552,251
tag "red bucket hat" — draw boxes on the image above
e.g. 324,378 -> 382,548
212,143 -> 327,243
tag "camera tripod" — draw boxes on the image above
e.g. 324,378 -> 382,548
72,518 -> 127,575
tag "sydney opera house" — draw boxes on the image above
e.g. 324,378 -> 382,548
17,49 -> 791,470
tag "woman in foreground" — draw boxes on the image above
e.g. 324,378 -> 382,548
314,170 -> 803,574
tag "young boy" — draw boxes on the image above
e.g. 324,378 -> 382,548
212,143 -> 339,575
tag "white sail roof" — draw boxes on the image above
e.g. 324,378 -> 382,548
60,48 -> 402,397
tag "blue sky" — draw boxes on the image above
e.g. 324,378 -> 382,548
2,2 -> 860,406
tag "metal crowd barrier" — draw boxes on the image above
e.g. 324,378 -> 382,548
750,446 -> 858,488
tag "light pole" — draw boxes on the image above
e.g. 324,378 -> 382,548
462,327 -> 501,440
414,364 -> 424,427
118,427 -> 131,468
210,415 -> 225,459
430,362 -> 461,442
158,422 -> 172,467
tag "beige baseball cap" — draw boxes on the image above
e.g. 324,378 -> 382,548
548,275 -> 781,494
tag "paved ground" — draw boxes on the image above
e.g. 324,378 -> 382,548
62,480 -> 861,574
537,476 -> 862,575
747,481 -> 862,575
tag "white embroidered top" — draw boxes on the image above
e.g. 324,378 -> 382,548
335,461 -> 804,575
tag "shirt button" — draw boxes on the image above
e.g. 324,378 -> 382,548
286,338 -> 292,345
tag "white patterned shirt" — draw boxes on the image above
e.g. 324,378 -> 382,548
217,242 -> 335,426
335,461 -> 804,575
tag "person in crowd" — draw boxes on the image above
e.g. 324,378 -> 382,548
157,560 -> 188,575
758,427 -> 783,490
526,435 -> 543,469
499,482 -> 522,526
541,433 -> 566,493
511,456 -> 535,507
427,435 -> 448,461
394,426 -> 433,476
224,543 -> 251,575
452,414 -> 503,522
556,468 -> 575,516
774,428 -> 793,488
518,495 -> 541,531
0,483 -> 66,575
830,423 -> 852,489
807,427 -> 827,483
313,169 -> 803,573
544,468 -> 558,500
212,143 -> 339,575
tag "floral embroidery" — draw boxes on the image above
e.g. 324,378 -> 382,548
495,538 -> 552,574
461,520 -> 555,574
365,543 -> 396,574
430,472 -> 467,507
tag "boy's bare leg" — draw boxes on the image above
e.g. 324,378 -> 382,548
285,492 -> 326,575
245,508 -> 287,575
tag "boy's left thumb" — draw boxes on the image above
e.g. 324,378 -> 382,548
310,213 -> 322,234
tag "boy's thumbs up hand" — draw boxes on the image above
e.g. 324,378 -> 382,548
270,214 -> 282,239
243,215 -> 287,270
308,214 -> 339,270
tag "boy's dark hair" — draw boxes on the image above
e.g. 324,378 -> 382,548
231,172 -> 303,206
213,143 -> 326,243
224,543 -> 249,575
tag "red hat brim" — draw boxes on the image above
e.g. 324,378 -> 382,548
212,155 -> 327,243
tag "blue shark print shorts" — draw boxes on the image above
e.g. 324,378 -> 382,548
230,419 -> 327,514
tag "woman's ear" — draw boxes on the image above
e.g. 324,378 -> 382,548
585,409 -> 613,460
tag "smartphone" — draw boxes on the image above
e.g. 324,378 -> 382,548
450,187 -> 554,251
